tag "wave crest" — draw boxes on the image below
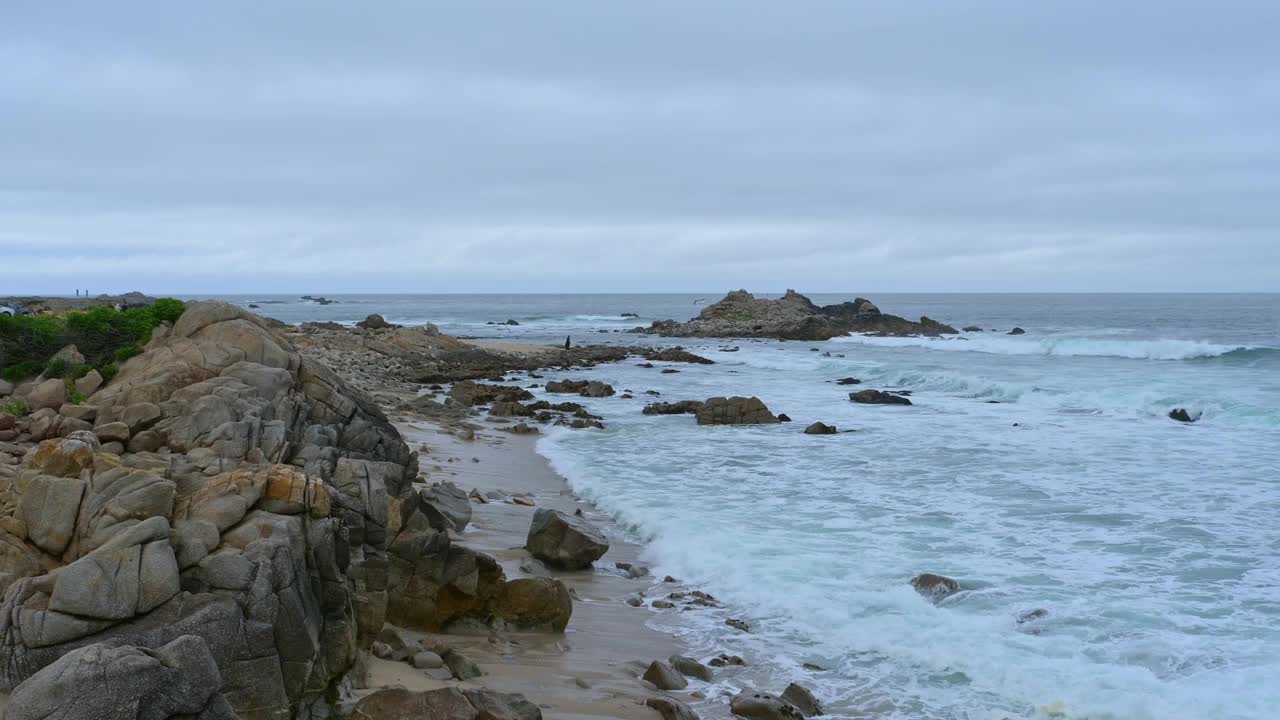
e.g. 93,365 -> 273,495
832,334 -> 1266,361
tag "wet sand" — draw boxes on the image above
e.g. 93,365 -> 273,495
360,418 -> 709,719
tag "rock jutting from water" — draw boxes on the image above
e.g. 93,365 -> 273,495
639,289 -> 958,340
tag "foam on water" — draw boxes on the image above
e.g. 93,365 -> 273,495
832,333 -> 1258,361
532,333 -> 1280,720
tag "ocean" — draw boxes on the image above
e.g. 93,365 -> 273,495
206,292 -> 1280,720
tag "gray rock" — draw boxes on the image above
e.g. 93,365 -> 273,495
0,378 -> 14,397
443,648 -> 484,680
803,422 -> 837,435
781,682 -> 823,717
349,687 -> 479,720
20,474 -> 87,556
122,401 -> 163,432
526,508 -> 610,570
910,573 -> 960,601
670,654 -> 713,681
94,420 -> 131,444
730,689 -> 805,720
126,428 -> 165,453
420,480 -> 473,532
28,378 -> 67,412
849,389 -> 912,406
493,576 -> 573,632
462,688 -> 543,720
647,696 -> 701,720
27,407 -> 61,441
642,660 -> 688,690
413,650 -> 444,669
60,403 -> 97,422
695,396 -> 779,425
75,369 -> 104,397
5,635 -> 235,720
57,416 -> 94,437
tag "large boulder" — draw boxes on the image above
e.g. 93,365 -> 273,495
384,526 -> 505,632
493,577 -> 573,632
646,697 -> 701,720
27,378 -> 67,412
5,635 -> 236,720
417,481 -> 473,532
730,689 -> 805,720
350,687 -> 541,720
0,302 -> 416,719
525,509 -> 609,570
642,660 -> 688,690
74,369 -> 104,398
781,682 -> 823,717
695,396 -> 779,425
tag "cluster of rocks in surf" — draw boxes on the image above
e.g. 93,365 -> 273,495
637,289 -> 958,341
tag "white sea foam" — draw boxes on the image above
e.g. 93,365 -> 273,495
531,334 -> 1280,720
832,333 -> 1252,361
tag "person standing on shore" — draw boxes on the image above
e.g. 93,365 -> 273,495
564,335 -> 571,350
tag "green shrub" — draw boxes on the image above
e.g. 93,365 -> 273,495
64,379 -> 85,405
0,298 -> 185,381
0,361 -> 45,383
44,358 -> 68,379
0,314 -> 63,371
0,398 -> 29,417
113,345 -> 144,363
151,298 -> 185,324
99,364 -> 119,383
70,363 -> 93,380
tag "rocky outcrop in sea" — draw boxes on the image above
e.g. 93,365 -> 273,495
638,289 -> 958,340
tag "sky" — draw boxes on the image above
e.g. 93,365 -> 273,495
1,1 -> 1277,294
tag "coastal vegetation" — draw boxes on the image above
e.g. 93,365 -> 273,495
0,298 -> 184,382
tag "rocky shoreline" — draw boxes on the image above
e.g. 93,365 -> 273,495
0,301 -> 830,720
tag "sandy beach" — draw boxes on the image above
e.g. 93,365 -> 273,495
357,417 -> 707,719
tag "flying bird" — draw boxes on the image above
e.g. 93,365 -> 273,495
693,298 -> 707,305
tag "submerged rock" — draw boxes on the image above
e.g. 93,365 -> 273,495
526,508 -> 610,569
849,389 -> 913,406
670,654 -> 714,682
644,348 -> 716,364
545,379 -> 615,397
1168,408 -> 1197,423
803,422 -> 837,435
1008,327 -> 1026,335
911,573 -> 961,601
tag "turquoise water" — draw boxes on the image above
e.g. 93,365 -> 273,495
236,293 -> 1280,720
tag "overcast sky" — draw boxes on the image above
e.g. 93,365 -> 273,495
1,1 -> 1277,293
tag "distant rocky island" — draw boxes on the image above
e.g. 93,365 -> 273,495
639,289 -> 958,340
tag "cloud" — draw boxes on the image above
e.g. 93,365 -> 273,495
1,1 -> 1277,292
